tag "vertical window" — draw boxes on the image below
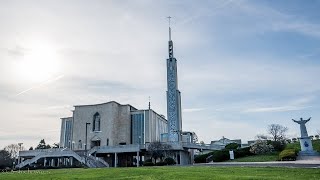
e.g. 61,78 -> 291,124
93,112 -> 101,131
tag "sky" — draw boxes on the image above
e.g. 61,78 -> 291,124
1,0 -> 320,149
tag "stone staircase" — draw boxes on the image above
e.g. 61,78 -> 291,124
16,149 -> 85,168
86,156 -> 109,168
16,148 -> 108,168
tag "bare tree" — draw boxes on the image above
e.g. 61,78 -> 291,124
147,142 -> 173,163
4,144 -> 24,159
268,124 -> 288,142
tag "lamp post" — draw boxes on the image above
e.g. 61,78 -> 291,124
17,143 -> 23,165
85,122 -> 91,166
137,136 -> 141,167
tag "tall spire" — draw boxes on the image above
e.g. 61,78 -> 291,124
166,16 -> 182,142
167,16 -> 174,58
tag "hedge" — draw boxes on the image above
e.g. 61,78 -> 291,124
194,147 -> 254,163
164,157 -> 176,165
279,149 -> 297,161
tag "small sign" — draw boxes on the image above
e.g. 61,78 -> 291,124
229,150 -> 234,160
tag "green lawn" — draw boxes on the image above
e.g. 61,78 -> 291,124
1,166 -> 320,180
228,153 -> 279,162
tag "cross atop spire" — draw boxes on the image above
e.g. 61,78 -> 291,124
167,16 -> 174,58
167,16 -> 172,41
167,16 -> 171,27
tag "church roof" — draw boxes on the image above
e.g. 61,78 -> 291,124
73,100 -> 137,110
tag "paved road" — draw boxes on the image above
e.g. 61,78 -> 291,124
194,160 -> 320,168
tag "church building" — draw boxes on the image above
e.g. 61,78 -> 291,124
60,101 -> 167,150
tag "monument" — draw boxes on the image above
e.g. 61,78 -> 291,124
292,117 -> 319,156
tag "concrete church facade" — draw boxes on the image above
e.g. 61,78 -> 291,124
60,101 -> 167,151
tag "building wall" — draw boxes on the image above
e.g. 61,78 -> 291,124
71,101 -> 132,150
145,109 -> 168,143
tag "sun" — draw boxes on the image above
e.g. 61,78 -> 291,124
16,43 -> 60,83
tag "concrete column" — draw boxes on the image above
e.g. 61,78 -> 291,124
51,159 -> 54,167
70,157 -> 73,166
137,151 -> 140,167
44,158 -> 46,167
114,153 -> 117,167
190,150 -> 194,165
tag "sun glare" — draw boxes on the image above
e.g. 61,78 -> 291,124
16,43 -> 60,83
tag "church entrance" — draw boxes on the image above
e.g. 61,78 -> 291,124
91,140 -> 101,148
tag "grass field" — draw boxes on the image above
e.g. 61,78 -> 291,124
1,166 -> 320,180
228,153 -> 279,162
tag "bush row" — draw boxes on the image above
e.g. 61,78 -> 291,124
194,147 -> 253,163
143,157 -> 176,166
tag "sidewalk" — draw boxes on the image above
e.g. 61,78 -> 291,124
196,158 -> 320,168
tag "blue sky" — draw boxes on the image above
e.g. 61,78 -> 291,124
1,0 -> 320,149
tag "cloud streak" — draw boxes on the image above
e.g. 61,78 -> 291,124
14,75 -> 64,97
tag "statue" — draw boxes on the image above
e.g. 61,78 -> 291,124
292,117 -> 319,156
292,117 -> 311,138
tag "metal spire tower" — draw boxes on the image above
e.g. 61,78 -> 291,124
166,17 -> 182,142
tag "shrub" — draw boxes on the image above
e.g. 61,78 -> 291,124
225,143 -> 239,150
144,159 -> 152,163
155,161 -> 166,166
194,153 -> 209,163
279,149 -> 296,161
143,159 -> 154,166
270,140 -> 286,151
211,150 -> 229,162
250,140 -> 274,154
143,162 -> 154,166
234,147 -> 253,158
164,157 -> 176,165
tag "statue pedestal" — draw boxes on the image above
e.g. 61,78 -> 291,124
299,137 -> 313,152
298,137 -> 319,156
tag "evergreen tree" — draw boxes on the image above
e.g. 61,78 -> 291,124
36,139 -> 51,149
